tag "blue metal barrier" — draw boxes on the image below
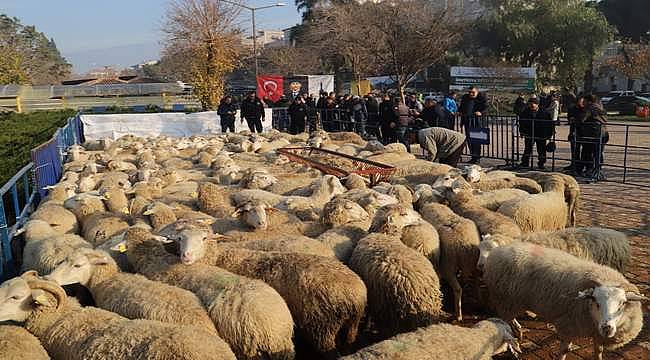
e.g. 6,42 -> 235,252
0,113 -> 82,280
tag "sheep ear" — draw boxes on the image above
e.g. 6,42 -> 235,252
89,256 -> 111,266
230,209 -> 242,217
481,234 -> 492,241
626,292 -> 650,302
205,234 -> 226,243
577,288 -> 595,299
22,270 -> 39,278
150,235 -> 174,244
31,289 -> 55,307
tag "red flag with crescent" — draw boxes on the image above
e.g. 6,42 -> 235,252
257,75 -> 283,103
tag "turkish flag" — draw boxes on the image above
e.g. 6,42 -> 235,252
257,75 -> 283,103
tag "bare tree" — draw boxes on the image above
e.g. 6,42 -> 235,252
257,46 -> 326,75
366,0 -> 462,100
163,0 -> 242,110
305,4 -> 378,94
608,42 -> 650,90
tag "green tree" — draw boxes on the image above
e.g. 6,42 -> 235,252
596,0 -> 650,41
478,0 -> 613,90
0,14 -> 71,85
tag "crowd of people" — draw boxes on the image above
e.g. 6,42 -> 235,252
216,86 -> 609,180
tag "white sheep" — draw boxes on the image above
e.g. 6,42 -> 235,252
482,242 -> 646,359
46,248 -> 217,334
0,324 -> 50,360
477,227 -> 630,272
419,202 -> 481,321
496,186 -> 568,233
29,203 -> 79,234
0,272 -> 236,360
17,220 -> 92,275
340,318 -> 520,360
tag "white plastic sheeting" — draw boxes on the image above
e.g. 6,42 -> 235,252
80,109 -> 274,140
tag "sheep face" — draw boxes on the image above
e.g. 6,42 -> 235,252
578,286 -> 649,338
477,238 -> 499,271
234,202 -> 271,230
245,171 -> 278,190
370,204 -> 421,234
0,276 -> 34,322
46,250 -> 111,287
432,170 -> 462,188
322,198 -> 369,226
463,165 -> 482,183
177,228 -> 211,265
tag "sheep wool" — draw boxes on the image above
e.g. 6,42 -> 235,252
0,325 -> 50,360
446,188 -> 522,238
483,243 -> 644,355
202,244 -> 367,356
497,190 -> 567,233
349,233 -> 445,337
123,228 -> 295,360
340,319 -> 518,360
29,203 -> 79,234
3,274 -> 236,360
197,182 -> 236,218
82,212 -> 130,246
47,249 -> 217,335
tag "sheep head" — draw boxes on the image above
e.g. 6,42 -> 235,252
369,204 -> 421,234
0,271 -> 65,322
242,170 -> 278,190
321,198 -> 369,227
18,220 -> 57,242
484,318 -> 521,356
577,285 -> 649,338
477,235 -> 500,271
462,164 -> 483,183
174,228 -> 219,265
232,201 -> 275,230
46,249 -> 113,287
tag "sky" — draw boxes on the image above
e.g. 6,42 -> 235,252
0,0 -> 303,74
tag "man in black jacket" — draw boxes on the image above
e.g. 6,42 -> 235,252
216,95 -> 237,133
518,97 -> 554,169
420,98 -> 449,128
378,95 -> 397,144
240,91 -> 265,133
459,86 -> 487,164
288,96 -> 309,135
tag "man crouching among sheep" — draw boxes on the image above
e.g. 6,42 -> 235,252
417,126 -> 467,167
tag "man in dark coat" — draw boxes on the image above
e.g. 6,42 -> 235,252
577,94 -> 609,180
458,86 -> 488,164
240,91 -> 265,133
513,94 -> 527,116
379,94 -> 397,144
565,96 -> 586,171
518,97 -> 554,169
216,95 -> 237,133
420,98 -> 449,128
288,96 -> 309,135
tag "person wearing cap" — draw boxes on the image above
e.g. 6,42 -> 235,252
417,126 -> 466,167
518,97 -> 554,169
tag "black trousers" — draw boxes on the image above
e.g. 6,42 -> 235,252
579,134 -> 608,173
463,123 -> 482,160
221,118 -> 235,133
521,137 -> 547,166
568,131 -> 581,166
245,117 -> 263,133
290,118 -> 306,135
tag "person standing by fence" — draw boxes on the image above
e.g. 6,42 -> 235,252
577,94 -> 609,180
565,96 -> 586,171
241,91 -> 265,133
417,127 -> 466,167
396,98 -> 413,152
379,94 -> 398,144
420,98 -> 448,128
518,97 -> 554,169
459,86 -> 487,164
288,96 -> 309,135
217,95 -> 236,133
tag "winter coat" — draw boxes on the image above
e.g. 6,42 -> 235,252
217,102 -> 237,122
241,97 -> 265,120
418,127 -> 466,162
420,105 -> 448,128
379,100 -> 398,127
518,108 -> 554,139
578,104 -> 609,141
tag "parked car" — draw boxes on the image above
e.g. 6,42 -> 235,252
601,90 -> 635,104
603,95 -> 650,115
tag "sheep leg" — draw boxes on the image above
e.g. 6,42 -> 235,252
444,269 -> 463,321
558,340 -> 572,360
511,318 -> 524,340
593,342 -> 604,360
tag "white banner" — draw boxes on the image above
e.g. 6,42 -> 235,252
307,75 -> 334,95
80,109 -> 274,141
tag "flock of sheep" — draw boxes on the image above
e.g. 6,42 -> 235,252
0,128 -> 646,360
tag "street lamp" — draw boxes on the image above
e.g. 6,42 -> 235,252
219,0 -> 286,80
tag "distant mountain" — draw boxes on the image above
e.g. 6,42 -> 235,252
63,42 -> 161,74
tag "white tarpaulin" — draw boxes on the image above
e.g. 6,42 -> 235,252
307,75 -> 334,95
80,109 -> 274,140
